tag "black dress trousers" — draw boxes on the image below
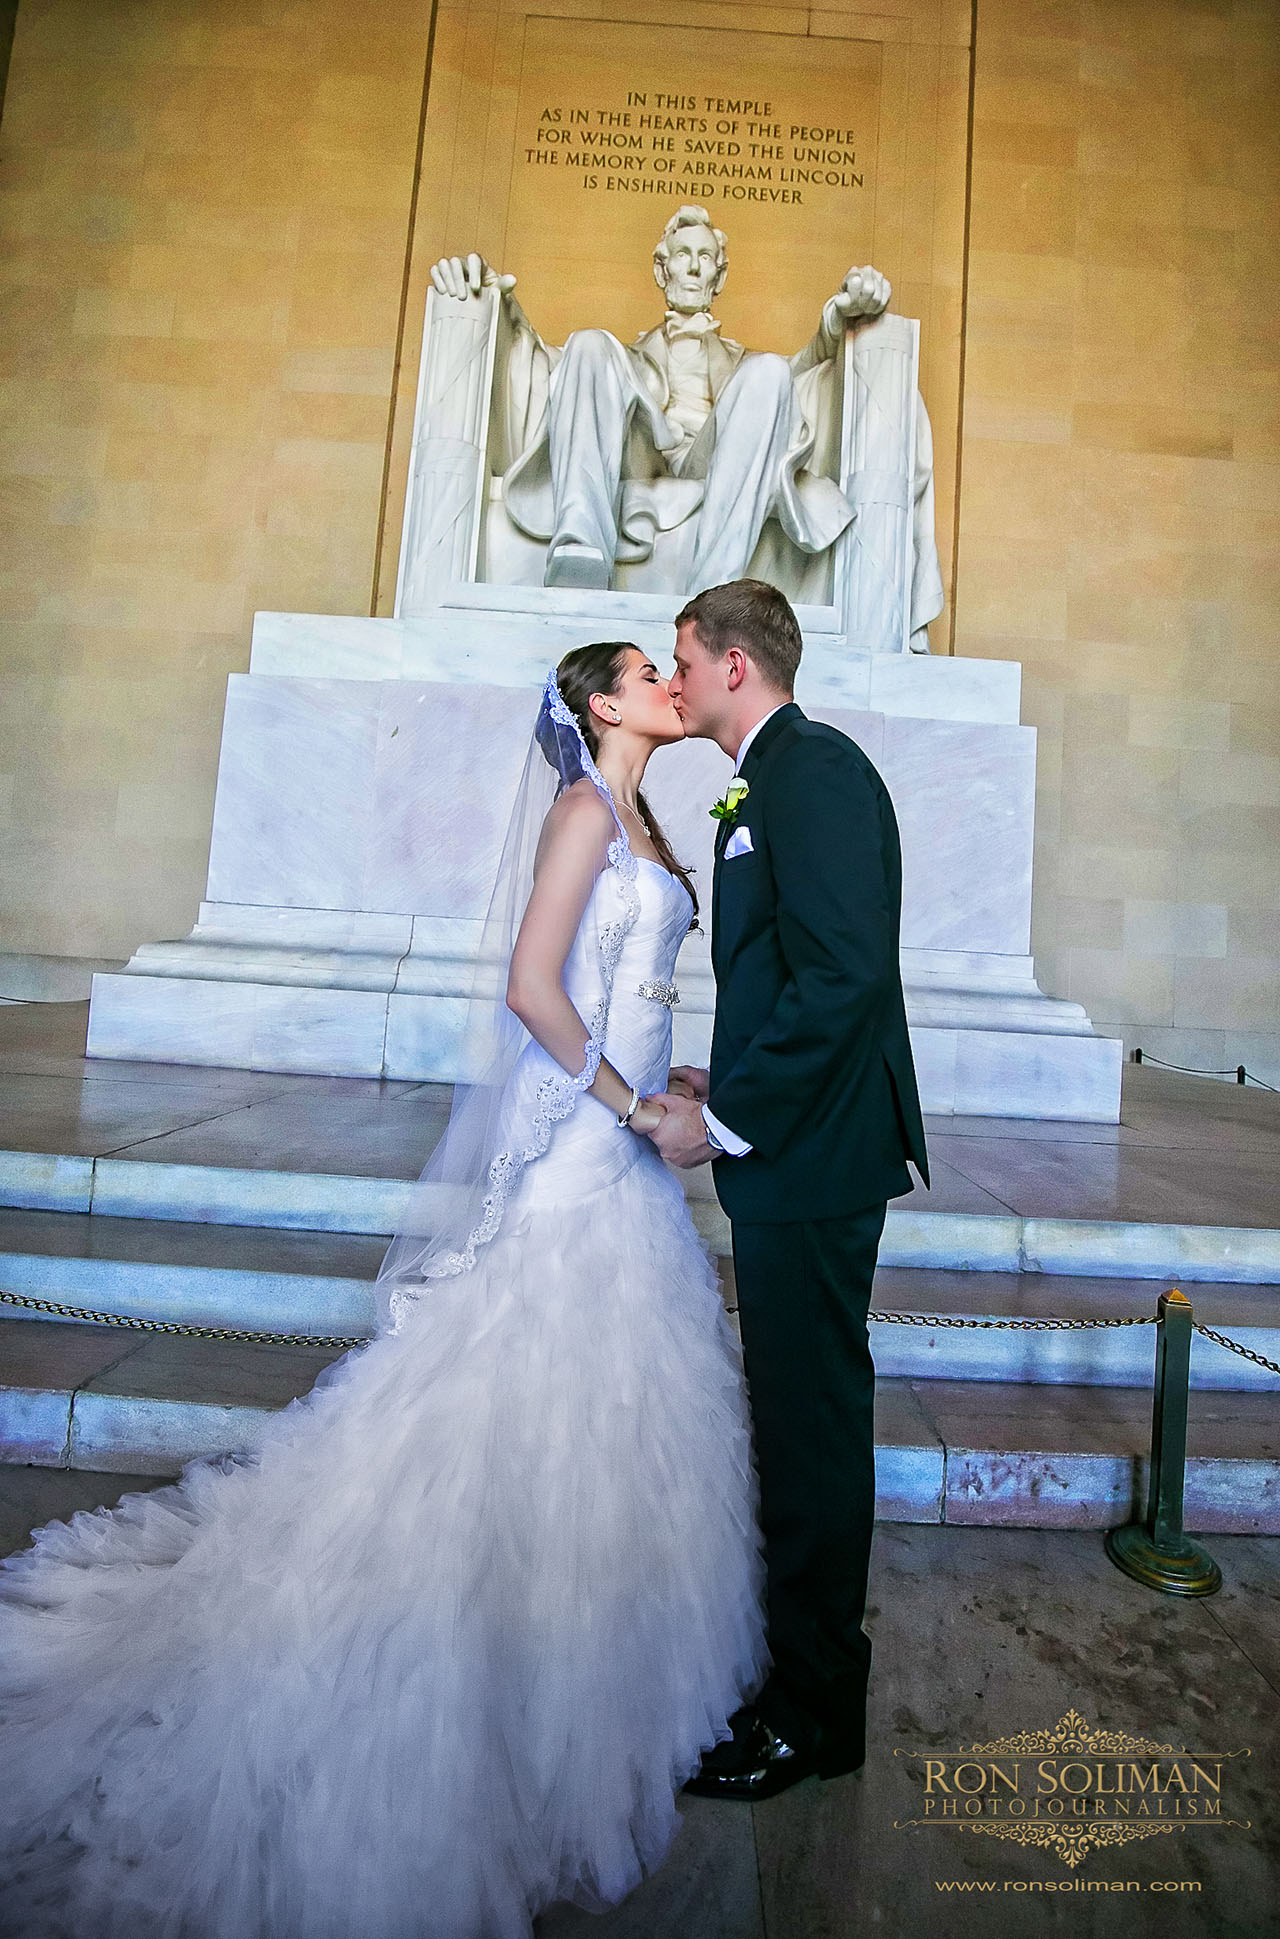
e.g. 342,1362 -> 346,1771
730,1200 -> 887,1769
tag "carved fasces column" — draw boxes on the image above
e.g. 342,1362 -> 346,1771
395,287 -> 501,619
835,312 -> 920,655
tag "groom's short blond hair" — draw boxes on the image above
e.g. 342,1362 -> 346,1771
676,580 -> 802,695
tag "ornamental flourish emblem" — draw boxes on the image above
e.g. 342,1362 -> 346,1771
891,1709 -> 1252,1870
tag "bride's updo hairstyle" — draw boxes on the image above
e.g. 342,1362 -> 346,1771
554,641 -> 698,921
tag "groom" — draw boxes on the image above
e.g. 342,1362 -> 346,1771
647,579 -> 928,1801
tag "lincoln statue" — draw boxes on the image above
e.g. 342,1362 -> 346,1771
429,206 -> 943,645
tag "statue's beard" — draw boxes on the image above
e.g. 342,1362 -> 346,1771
666,287 -> 715,313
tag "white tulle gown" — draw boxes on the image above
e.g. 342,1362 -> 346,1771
0,857 -> 768,1939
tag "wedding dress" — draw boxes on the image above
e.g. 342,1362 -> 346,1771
0,850 -> 768,1937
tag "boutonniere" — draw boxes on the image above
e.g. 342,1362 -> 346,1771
709,779 -> 749,826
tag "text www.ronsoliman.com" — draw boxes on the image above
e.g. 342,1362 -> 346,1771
934,1879 -> 1203,1893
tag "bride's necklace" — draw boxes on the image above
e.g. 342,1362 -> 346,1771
616,798 -> 666,870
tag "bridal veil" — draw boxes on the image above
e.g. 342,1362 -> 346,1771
373,668 -> 641,1331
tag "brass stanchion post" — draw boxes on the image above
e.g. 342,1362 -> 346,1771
1105,1289 -> 1222,1596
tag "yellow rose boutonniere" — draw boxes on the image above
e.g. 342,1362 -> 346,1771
709,779 -> 750,825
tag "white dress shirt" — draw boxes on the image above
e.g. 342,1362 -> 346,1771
701,705 -> 788,1157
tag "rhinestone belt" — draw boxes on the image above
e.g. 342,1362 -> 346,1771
637,979 -> 680,1007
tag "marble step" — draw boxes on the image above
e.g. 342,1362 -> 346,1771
4,1146 -> 1280,1285
0,1206 -> 381,1339
1,1316 -> 1274,1533
1,1209 -> 1276,1390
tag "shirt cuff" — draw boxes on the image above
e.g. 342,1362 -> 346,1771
702,1103 -> 752,1157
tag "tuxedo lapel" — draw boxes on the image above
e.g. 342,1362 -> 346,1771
711,704 -> 802,963
711,812 -> 729,948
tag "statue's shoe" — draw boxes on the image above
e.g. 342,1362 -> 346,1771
544,541 -> 610,591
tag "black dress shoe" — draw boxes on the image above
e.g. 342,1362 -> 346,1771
682,1714 -> 820,1802
689,1705 -> 761,1776
814,1735 -> 866,1781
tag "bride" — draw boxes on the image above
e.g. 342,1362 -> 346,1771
0,644 -> 768,1939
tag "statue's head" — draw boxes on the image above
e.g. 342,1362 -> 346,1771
653,205 -> 728,314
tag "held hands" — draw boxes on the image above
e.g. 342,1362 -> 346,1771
644,1067 -> 714,1166
667,1065 -> 711,1103
642,1092 -> 716,1170
429,254 -> 517,300
627,1095 -> 668,1137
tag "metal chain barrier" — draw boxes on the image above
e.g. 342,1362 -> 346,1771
1192,1322 -> 1280,1378
3,1287 -> 1274,1375
1131,1048 -> 1279,1092
0,1288 -> 367,1351
867,1311 -> 1155,1331
0,1289 -> 1164,1348
869,1308 -> 1280,1377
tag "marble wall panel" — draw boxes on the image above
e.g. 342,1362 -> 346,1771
201,674 -> 990,938
365,683 -> 541,918
199,669 -> 1029,982
206,677 -> 381,912
878,718 -> 1036,953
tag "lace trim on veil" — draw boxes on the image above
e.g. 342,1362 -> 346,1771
386,679 -> 641,1329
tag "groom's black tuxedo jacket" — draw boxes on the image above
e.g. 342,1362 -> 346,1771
707,703 -> 929,1224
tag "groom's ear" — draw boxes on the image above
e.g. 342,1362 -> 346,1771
725,647 -> 749,691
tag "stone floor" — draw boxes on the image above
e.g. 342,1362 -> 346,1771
1,1468 -> 1276,1937
2,1000 -> 1280,1229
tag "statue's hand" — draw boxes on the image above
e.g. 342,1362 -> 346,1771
830,265 -> 891,322
429,254 -> 517,301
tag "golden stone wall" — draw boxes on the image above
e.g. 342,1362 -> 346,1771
956,0 -> 1280,1079
0,0 -> 431,955
0,0 -> 1276,1079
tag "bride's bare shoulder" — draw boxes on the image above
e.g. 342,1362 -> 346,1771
539,779 -> 614,859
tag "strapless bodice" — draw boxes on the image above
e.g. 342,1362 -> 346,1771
505,858 -> 694,1206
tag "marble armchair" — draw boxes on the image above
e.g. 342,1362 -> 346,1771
393,285 -> 933,654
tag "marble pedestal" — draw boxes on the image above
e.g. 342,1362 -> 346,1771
88,586 -> 1122,1120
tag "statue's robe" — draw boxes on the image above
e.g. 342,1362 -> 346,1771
495,307 -> 944,646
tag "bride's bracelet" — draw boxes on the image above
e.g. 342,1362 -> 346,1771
617,1085 -> 641,1128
